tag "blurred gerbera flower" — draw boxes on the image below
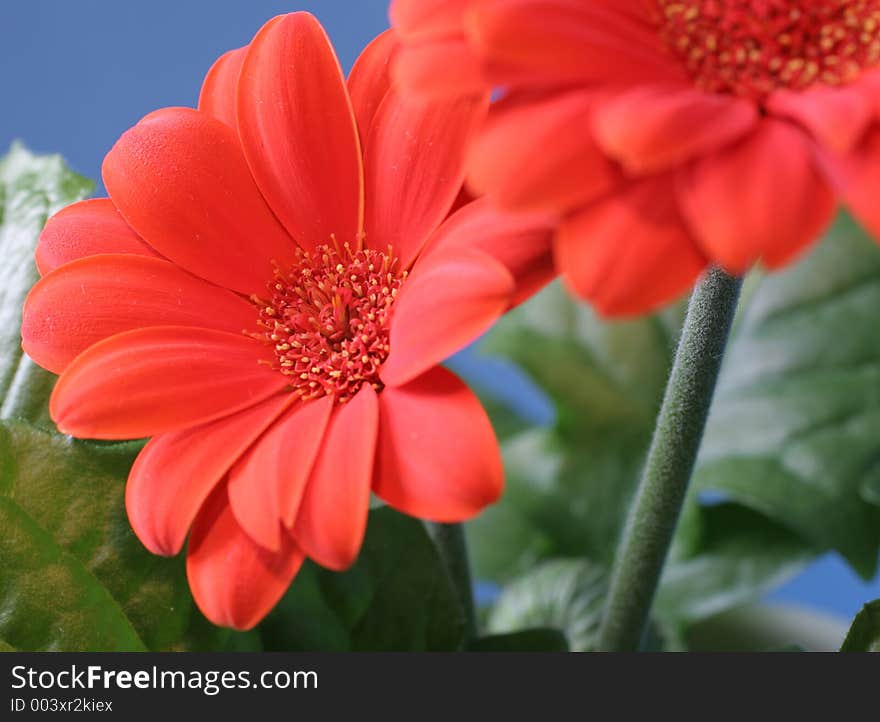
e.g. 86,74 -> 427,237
391,0 -> 880,315
21,12 -> 555,630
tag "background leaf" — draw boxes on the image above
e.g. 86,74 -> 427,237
0,143 -> 92,427
485,559 -> 607,652
260,508 -> 466,651
840,600 -> 880,651
655,503 -> 813,624
0,422 -> 197,651
695,214 -> 880,578
686,603 -> 847,652
468,628 -> 568,652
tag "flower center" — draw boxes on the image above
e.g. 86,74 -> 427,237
253,242 -> 406,402
657,0 -> 880,99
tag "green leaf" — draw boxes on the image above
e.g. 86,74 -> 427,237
260,508 -> 466,651
656,503 -> 812,625
687,603 -> 847,652
467,430 -> 566,581
695,214 -> 880,578
0,421 -> 197,651
483,284 -> 682,429
0,143 -> 93,426
474,392 -> 534,442
841,600 -> 880,652
468,628 -> 569,652
486,559 -> 607,652
0,640 -> 16,652
860,473 -> 880,506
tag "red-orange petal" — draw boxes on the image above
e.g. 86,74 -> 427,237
420,198 -> 556,308
126,394 -> 296,556
374,366 -> 503,522
592,85 -> 758,175
767,85 -> 874,153
237,12 -> 363,250
102,107 -> 296,297
389,0 -> 489,97
390,0 -> 472,40
392,38 -> 488,98
187,485 -> 305,631
381,248 -> 514,388
348,29 -> 399,142
50,326 -> 288,440
469,0 -> 683,87
22,254 -> 258,375
227,395 -> 333,551
556,176 -> 707,317
198,47 -> 247,131
35,198 -> 157,276
832,126 -> 880,241
467,90 -> 620,214
678,119 -> 837,274
293,385 -> 378,571
364,84 -> 488,268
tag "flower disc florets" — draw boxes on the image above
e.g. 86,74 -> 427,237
658,0 -> 880,99
254,241 -> 406,402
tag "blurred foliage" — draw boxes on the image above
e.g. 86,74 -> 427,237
655,503 -> 810,625
260,508 -> 466,651
485,559 -> 606,652
687,603 -> 846,652
0,143 -> 91,430
694,214 -> 880,578
473,213 -> 880,650
468,627 -> 569,652
841,600 -> 880,651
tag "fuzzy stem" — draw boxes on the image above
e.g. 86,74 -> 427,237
429,522 -> 479,641
597,267 -> 742,652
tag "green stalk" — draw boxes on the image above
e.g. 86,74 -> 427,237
597,267 -> 742,652
429,522 -> 478,641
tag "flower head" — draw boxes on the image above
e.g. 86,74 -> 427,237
21,13 -> 555,630
391,0 -> 880,315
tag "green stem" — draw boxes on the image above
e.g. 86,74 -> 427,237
597,267 -> 742,652
428,522 -> 478,641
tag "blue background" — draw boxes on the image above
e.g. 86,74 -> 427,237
1,0 -> 877,629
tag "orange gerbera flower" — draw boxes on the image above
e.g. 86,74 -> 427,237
391,0 -> 880,315
21,13 -> 555,630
